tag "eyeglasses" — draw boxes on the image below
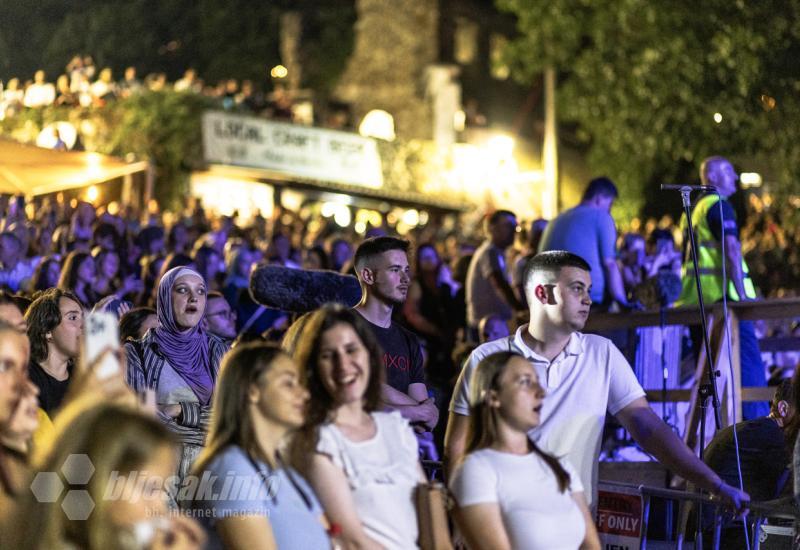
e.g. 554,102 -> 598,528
206,309 -> 236,320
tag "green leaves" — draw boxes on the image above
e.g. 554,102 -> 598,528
499,0 -> 800,214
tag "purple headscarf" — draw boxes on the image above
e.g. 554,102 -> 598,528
154,266 -> 213,405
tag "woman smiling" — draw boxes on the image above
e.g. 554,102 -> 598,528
125,266 -> 229,483
287,304 -> 424,550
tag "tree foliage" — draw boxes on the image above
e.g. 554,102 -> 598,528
0,1 -> 353,91
498,0 -> 800,217
98,90 -> 213,208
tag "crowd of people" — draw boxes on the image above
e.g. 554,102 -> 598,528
0,54 -> 344,128
0,155 -> 798,549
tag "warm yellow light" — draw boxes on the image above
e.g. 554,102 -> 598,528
740,172 -> 762,188
270,65 -> 288,78
359,110 -> 396,141
713,112 -> 723,124
355,221 -> 367,234
486,134 -> 515,160
321,202 -> 337,217
86,152 -> 104,179
333,206 -> 351,227
86,185 -> 99,203
401,209 -> 420,227
454,110 -> 466,132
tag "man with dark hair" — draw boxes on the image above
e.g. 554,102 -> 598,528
24,288 -> 83,415
704,379 -> 794,501
465,209 -> 523,337
539,177 -> 631,309
354,236 -> 438,431
203,291 -> 237,342
445,250 -> 748,511
701,380 -> 794,548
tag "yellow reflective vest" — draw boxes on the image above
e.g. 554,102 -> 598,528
676,194 -> 756,305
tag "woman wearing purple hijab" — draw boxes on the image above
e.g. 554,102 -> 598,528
125,266 -> 230,483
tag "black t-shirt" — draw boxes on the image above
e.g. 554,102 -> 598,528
368,321 -> 425,394
28,361 -> 74,416
703,416 -> 789,501
704,196 -> 739,241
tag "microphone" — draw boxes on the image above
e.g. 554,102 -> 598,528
249,264 -> 362,313
660,184 -> 717,192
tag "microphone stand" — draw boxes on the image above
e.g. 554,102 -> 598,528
678,186 -> 723,549
659,302 -> 673,497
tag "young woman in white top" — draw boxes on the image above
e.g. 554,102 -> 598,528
287,304 -> 424,550
449,351 -> 601,550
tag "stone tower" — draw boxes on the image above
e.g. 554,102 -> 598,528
333,0 -> 439,140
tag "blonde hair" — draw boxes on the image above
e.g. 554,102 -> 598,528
8,402 -> 173,550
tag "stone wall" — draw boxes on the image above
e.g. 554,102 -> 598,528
333,0 -> 439,140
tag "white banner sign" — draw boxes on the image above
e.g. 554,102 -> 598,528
202,112 -> 383,189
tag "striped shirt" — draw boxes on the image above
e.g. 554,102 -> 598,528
125,330 -> 229,446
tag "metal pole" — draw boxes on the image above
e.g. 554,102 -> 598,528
542,66 -> 558,219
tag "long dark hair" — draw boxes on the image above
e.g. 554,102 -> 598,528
31,255 -> 61,292
284,304 -> 384,468
466,351 -> 571,492
25,288 -> 82,364
118,306 -> 156,342
57,250 -> 91,293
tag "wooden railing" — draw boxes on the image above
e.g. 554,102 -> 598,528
584,298 -> 800,446
585,298 -> 800,331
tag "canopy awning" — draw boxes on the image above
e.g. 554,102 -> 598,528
0,139 -> 149,196
204,164 -> 469,213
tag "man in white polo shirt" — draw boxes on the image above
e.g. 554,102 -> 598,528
444,250 -> 748,511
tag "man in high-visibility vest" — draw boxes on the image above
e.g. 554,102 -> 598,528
677,156 -> 768,419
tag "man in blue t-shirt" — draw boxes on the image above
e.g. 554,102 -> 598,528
539,177 -> 632,310
354,236 -> 438,431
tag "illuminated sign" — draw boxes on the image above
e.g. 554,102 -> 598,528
202,112 -> 383,189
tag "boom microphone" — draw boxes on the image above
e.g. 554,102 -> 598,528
660,184 -> 717,192
249,264 -> 363,313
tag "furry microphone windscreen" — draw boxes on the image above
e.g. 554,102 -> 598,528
249,264 -> 363,313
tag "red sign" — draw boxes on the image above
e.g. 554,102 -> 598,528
596,490 -> 643,538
